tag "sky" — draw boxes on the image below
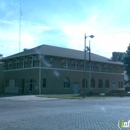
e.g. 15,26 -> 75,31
0,0 -> 130,58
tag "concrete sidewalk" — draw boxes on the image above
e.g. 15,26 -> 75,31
0,95 -> 57,101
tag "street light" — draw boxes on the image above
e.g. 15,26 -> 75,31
84,34 -> 94,97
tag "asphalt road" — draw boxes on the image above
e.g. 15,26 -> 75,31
0,95 -> 130,130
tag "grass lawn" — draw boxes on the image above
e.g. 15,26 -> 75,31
37,94 -> 83,99
36,94 -> 126,99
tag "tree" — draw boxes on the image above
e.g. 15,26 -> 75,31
112,52 -> 125,62
124,44 -> 130,78
117,52 -> 125,62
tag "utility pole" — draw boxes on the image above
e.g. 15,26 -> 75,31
88,40 -> 91,92
84,34 -> 94,97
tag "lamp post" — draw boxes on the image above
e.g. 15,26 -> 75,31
84,34 -> 94,97
88,40 -> 91,95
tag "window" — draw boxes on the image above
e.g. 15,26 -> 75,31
65,59 -> 70,69
61,59 -> 65,65
105,80 -> 109,88
112,82 -> 116,89
82,79 -> 87,88
30,56 -> 34,67
7,61 -> 10,70
29,79 -> 34,93
80,61 -> 84,70
99,64 -> 102,72
17,59 -> 20,68
74,61 -> 78,70
43,79 -> 46,87
91,63 -> 94,71
67,60 -> 70,69
91,79 -> 95,88
21,58 -> 25,68
98,79 -> 103,88
4,63 -> 7,70
62,59 -> 70,69
14,59 -> 17,69
50,57 -> 53,63
71,60 -> 74,67
10,61 -> 12,69
106,65 -> 108,72
64,78 -> 70,88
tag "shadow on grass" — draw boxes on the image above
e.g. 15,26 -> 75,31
37,94 -> 130,99
37,94 -> 83,99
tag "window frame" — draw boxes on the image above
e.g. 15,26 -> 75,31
98,79 -> 103,88
64,78 -> 70,88
43,79 -> 46,88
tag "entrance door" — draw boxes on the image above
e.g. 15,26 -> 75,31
29,79 -> 34,94
21,79 -> 25,94
73,83 -> 79,94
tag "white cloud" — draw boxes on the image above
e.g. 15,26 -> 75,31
1,0 -> 130,59
0,19 -> 55,57
59,13 -> 130,58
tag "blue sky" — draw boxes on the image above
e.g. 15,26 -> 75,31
0,0 -> 130,58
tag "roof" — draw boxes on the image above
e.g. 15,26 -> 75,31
2,44 -> 123,65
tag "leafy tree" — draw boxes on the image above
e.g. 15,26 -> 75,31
124,44 -> 130,78
112,52 -> 125,62
117,52 -> 125,62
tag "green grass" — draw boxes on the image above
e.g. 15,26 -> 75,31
37,94 -> 83,99
37,94 -> 127,99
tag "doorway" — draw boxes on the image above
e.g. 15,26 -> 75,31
73,83 -> 79,94
29,79 -> 34,94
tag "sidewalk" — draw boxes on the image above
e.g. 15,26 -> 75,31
0,94 -> 57,101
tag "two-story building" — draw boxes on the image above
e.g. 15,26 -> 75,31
2,44 -> 124,94
0,62 -> 4,93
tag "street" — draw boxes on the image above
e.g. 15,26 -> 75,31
0,96 -> 130,130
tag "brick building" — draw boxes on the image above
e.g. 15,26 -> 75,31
2,44 -> 124,94
0,62 -> 4,93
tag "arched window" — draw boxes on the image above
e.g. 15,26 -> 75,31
105,80 -> 109,88
64,78 -> 70,88
91,79 -> 95,88
98,79 -> 103,88
82,79 -> 87,88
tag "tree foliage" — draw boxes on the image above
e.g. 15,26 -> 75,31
124,44 -> 130,78
112,52 -> 125,62
117,52 -> 125,62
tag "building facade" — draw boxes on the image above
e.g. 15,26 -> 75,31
0,62 -> 4,93
2,45 -> 124,94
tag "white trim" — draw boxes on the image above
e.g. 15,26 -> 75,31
4,66 -> 124,75
4,67 -> 39,72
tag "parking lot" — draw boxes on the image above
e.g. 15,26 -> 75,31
0,95 -> 130,130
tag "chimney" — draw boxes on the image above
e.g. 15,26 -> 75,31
23,48 -> 29,51
0,54 -> 3,59
112,52 -> 118,61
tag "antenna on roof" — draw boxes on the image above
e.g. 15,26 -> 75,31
19,2 -> 22,52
